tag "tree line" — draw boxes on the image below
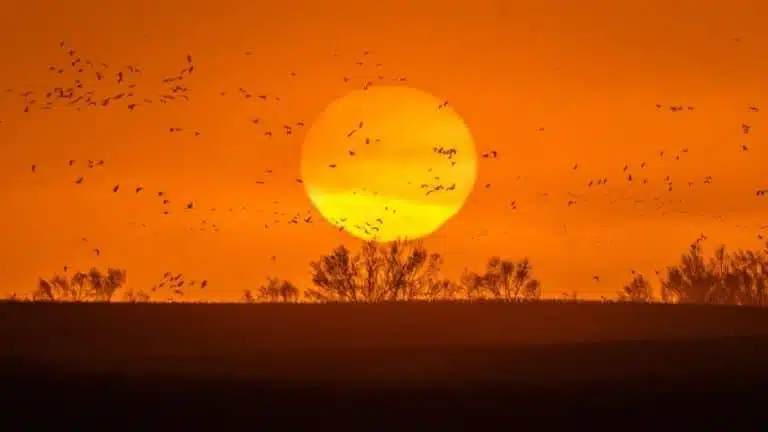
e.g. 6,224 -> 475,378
241,240 -> 541,304
618,240 -> 768,306
9,238 -> 768,306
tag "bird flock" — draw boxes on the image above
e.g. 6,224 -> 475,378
2,40 -> 767,295
3,41 -> 438,293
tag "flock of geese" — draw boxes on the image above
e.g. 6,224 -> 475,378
2,40 -> 767,297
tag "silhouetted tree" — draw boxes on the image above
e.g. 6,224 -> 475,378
424,278 -> 464,301
660,242 -> 717,304
727,247 -> 768,306
618,273 -> 653,302
522,279 -> 542,299
242,289 -> 256,304
459,269 -> 485,300
306,244 -> 360,302
659,239 -> 768,306
460,257 -> 542,300
256,277 -> 300,303
306,239 -> 443,302
123,288 -> 151,303
33,268 -> 127,302
377,240 -> 442,300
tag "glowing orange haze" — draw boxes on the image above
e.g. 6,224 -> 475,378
0,0 -> 766,300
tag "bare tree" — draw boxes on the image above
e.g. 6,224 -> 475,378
306,240 -> 444,302
459,269 -> 485,300
425,278 -> 464,301
660,239 -> 768,305
660,242 -> 717,304
33,268 -> 127,302
256,277 -> 300,303
727,248 -> 768,306
460,257 -> 542,301
306,245 -> 361,302
520,279 -> 542,299
93,268 -> 127,302
123,288 -> 151,303
618,273 -> 653,302
242,289 -> 256,304
378,239 -> 442,300
358,241 -> 387,301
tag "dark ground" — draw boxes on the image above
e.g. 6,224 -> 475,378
2,301 -> 768,428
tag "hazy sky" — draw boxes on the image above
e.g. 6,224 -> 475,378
1,0 -> 767,300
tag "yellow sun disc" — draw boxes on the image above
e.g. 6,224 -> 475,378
300,86 -> 477,242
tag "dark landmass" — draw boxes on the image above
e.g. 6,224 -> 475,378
2,301 -> 768,427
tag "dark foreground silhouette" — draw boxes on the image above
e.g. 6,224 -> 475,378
2,302 -> 768,427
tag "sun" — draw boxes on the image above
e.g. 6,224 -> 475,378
300,86 -> 477,242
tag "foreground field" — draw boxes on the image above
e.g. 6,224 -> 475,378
2,301 -> 768,379
2,301 -> 768,426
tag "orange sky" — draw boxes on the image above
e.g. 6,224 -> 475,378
1,0 -> 767,301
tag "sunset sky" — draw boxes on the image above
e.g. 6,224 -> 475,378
1,0 -> 766,301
